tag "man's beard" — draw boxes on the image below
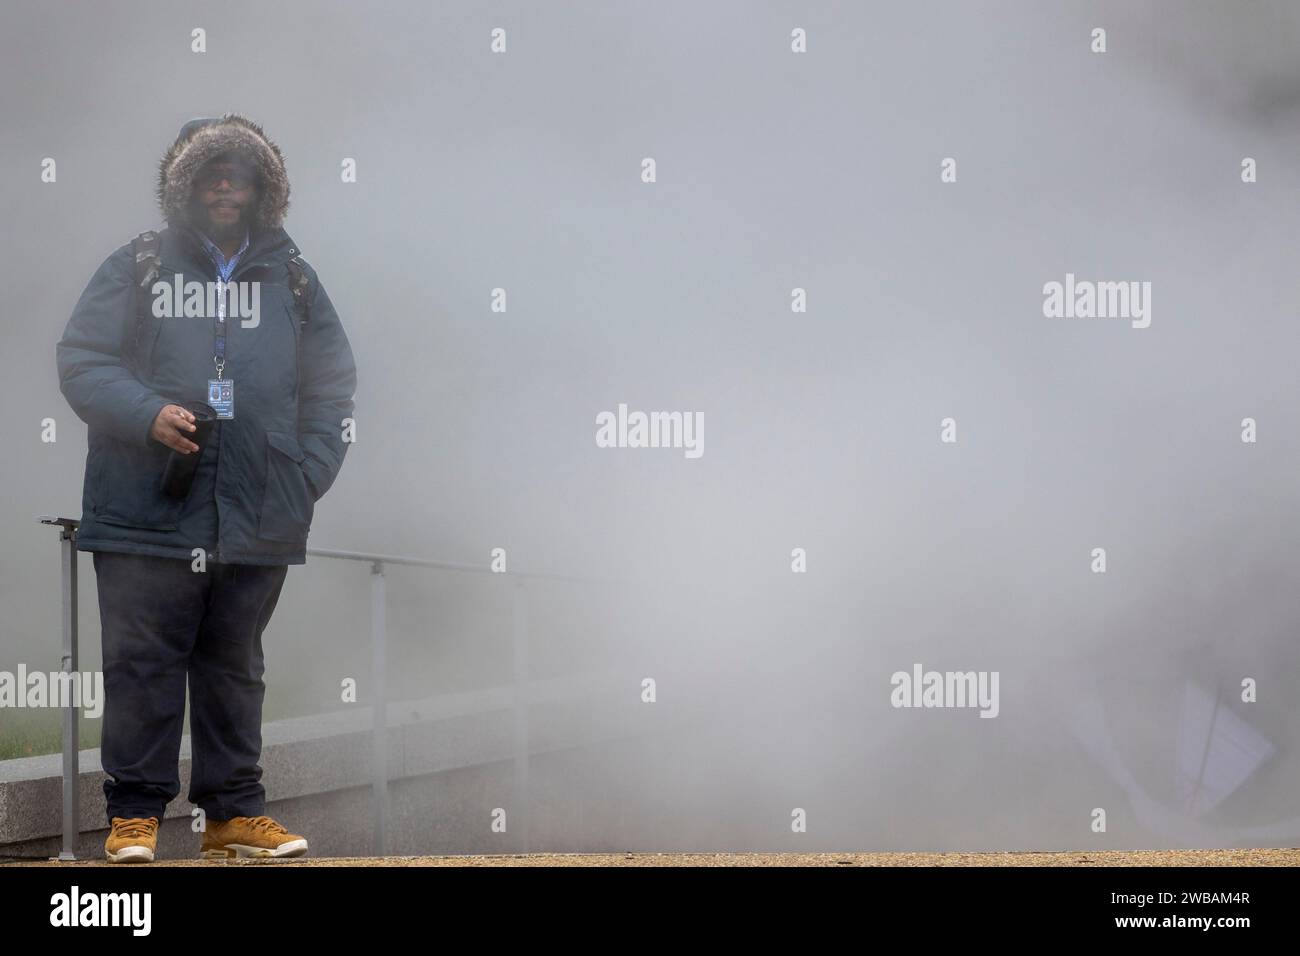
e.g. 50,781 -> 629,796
188,199 -> 249,242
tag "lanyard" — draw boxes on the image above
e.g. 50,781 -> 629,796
208,247 -> 238,380
213,276 -> 228,380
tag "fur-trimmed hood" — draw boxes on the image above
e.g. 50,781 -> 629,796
157,113 -> 290,231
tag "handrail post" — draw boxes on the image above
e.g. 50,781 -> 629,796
512,576 -> 530,853
40,516 -> 80,861
370,559 -> 388,856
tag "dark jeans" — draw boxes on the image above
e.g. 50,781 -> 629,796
93,551 -> 289,825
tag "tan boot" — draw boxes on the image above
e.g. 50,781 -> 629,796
200,815 -> 309,859
105,816 -> 159,863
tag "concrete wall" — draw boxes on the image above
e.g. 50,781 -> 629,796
0,673 -> 662,861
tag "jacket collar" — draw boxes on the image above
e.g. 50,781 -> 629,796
196,228 -> 250,264
163,222 -> 300,280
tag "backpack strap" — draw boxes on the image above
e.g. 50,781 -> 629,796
127,230 -> 161,372
285,255 -> 311,330
285,255 -> 312,412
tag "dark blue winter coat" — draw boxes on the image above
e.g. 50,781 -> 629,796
55,115 -> 356,565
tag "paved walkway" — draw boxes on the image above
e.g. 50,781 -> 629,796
6,848 -> 1299,866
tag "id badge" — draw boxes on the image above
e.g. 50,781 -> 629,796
207,378 -> 235,419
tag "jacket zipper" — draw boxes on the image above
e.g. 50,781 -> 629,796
213,252 -> 278,565
196,234 -> 291,564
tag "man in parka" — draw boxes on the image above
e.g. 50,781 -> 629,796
55,114 -> 357,862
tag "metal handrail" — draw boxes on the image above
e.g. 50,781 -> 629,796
38,516 -> 577,859
302,546 -> 541,856
306,546 -> 594,583
37,516 -> 78,861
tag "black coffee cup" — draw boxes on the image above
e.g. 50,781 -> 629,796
159,401 -> 217,499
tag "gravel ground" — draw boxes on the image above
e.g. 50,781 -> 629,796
4,848 -> 1298,867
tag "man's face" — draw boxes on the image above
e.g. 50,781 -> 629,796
188,155 -> 258,239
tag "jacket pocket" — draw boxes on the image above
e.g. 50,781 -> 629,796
258,430 -> 314,543
91,436 -> 186,531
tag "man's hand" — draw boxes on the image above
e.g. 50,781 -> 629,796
150,404 -> 199,453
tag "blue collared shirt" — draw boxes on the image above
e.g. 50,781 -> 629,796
199,229 -> 250,282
